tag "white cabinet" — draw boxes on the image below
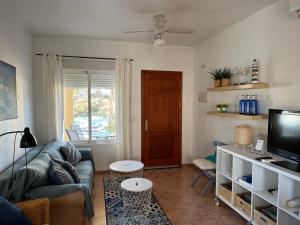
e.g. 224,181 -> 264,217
216,145 -> 300,225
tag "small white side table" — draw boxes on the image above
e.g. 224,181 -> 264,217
121,178 -> 153,216
109,160 -> 144,181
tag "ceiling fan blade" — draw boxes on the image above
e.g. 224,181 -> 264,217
166,29 -> 194,34
124,30 -> 153,33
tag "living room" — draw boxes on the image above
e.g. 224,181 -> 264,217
0,0 -> 300,225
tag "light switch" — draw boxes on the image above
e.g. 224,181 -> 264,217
198,92 -> 207,103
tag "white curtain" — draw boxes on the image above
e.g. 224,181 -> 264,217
115,59 -> 132,160
41,54 -> 64,142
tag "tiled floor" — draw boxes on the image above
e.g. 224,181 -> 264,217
91,165 -> 246,225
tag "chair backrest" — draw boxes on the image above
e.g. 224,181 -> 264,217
65,128 -> 80,141
71,124 -> 85,140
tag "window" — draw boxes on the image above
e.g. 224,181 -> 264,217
63,69 -> 116,144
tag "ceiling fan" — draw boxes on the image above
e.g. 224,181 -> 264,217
124,15 -> 193,46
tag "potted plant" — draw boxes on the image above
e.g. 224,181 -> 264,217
221,67 -> 233,87
216,104 -> 229,112
216,104 -> 222,112
209,68 -> 222,88
221,104 -> 229,112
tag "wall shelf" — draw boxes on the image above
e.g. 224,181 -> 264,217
207,83 -> 269,92
207,112 -> 268,120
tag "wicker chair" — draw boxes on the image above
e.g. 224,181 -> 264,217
16,198 -> 50,225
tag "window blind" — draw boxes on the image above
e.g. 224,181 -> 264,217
64,69 -> 115,88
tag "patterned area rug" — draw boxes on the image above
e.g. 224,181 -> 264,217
103,177 -> 172,225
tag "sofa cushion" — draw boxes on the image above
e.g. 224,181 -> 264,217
44,139 -> 64,161
48,161 -> 74,185
0,196 -> 34,225
75,160 -> 93,189
60,143 -> 82,165
52,159 -> 80,183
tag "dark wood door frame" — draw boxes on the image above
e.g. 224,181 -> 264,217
141,70 -> 182,168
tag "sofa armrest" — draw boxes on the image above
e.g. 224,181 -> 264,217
29,184 -> 83,199
78,148 -> 95,171
29,184 -> 94,218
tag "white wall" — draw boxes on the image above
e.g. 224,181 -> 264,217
33,36 -> 194,170
193,0 -> 300,157
0,2 -> 34,172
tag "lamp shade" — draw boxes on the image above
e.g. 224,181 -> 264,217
20,127 -> 37,148
234,125 -> 253,145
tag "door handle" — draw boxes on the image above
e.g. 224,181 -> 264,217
145,120 -> 148,131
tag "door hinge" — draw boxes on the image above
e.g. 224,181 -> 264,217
179,101 -> 181,109
145,120 -> 148,131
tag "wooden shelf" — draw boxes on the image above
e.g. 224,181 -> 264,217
207,112 -> 268,120
207,83 -> 269,92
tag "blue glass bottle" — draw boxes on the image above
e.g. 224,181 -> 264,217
250,94 -> 258,115
245,95 -> 251,115
239,95 -> 245,114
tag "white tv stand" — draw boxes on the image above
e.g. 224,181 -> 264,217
216,145 -> 300,225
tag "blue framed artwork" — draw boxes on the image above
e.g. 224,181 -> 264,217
0,60 -> 17,121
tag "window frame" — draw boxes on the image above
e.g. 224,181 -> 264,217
63,69 -> 116,144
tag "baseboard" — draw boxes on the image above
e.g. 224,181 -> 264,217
144,163 -> 193,170
95,163 -> 193,174
182,163 -> 193,167
95,170 -> 109,175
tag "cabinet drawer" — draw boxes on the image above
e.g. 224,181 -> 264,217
219,183 -> 232,202
235,193 -> 251,218
254,207 -> 276,225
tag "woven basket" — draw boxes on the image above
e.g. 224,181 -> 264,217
234,125 -> 253,145
16,198 -> 50,225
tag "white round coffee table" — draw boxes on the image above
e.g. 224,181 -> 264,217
121,178 -> 153,216
109,160 -> 144,181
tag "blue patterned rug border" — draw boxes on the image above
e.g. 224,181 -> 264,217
103,177 -> 172,225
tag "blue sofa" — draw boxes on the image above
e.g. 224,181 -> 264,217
0,139 -> 94,225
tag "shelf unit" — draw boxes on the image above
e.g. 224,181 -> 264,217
207,83 -> 270,92
207,112 -> 268,120
216,145 -> 300,225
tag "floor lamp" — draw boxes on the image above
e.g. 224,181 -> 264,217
0,127 -> 37,199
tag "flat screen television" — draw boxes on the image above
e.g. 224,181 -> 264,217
268,109 -> 300,172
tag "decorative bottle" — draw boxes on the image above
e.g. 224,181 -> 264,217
239,95 -> 245,114
250,94 -> 258,115
245,95 -> 251,115
251,59 -> 259,83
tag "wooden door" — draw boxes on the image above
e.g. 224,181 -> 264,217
141,70 -> 182,168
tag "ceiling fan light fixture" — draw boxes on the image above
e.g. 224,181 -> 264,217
124,15 -> 193,46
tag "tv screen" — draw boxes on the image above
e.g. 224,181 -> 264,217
268,109 -> 300,163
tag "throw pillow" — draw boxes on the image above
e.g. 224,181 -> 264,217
0,196 -> 34,225
205,154 -> 217,163
52,158 -> 81,183
60,143 -> 82,165
48,161 -> 74,185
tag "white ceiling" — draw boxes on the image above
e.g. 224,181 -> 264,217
8,0 -> 276,46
